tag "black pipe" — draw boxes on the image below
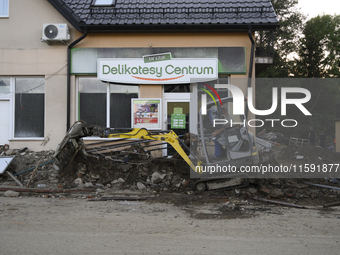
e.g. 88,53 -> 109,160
245,28 -> 255,119
67,31 -> 88,131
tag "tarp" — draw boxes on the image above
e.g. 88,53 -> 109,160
0,156 -> 15,174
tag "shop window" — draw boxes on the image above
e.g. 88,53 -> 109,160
15,77 -> 45,138
110,84 -> 138,128
79,78 -> 107,127
78,77 -> 138,129
0,0 -> 9,17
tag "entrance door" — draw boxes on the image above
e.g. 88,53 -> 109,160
163,100 -> 190,156
0,100 -> 10,145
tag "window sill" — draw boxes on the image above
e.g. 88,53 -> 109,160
10,138 -> 45,141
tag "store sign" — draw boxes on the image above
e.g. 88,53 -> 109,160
143,52 -> 172,63
97,56 -> 218,84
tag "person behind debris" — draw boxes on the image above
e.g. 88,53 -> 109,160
212,105 -> 233,159
319,131 -> 326,148
308,126 -> 317,146
334,138 -> 336,151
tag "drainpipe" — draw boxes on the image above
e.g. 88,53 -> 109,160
245,28 -> 255,119
67,31 -> 88,130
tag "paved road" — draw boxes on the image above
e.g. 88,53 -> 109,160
1,196 -> 340,255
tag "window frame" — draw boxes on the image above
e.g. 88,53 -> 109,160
76,77 -> 139,137
14,76 -> 45,139
0,76 -> 45,141
0,0 -> 9,18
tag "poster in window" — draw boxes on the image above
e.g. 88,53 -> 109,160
132,99 -> 162,129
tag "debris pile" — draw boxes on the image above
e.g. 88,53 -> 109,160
257,130 -> 340,165
277,143 -> 340,163
1,143 -> 340,208
256,132 -> 289,164
0,147 -> 57,188
0,146 -> 192,193
257,131 -> 290,146
58,156 -> 192,193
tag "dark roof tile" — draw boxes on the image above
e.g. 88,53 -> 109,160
50,0 -> 278,31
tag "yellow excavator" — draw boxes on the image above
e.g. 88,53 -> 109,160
53,97 -> 259,191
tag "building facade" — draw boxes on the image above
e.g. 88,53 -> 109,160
0,0 -> 278,151
0,0 -> 77,150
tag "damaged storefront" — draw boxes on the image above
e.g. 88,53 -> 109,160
1,0 -> 279,152
71,47 -> 249,139
49,0 -> 278,154
39,1 -> 280,151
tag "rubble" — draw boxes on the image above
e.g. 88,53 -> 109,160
151,171 -> 167,183
74,178 -> 83,187
1,143 -> 340,209
137,182 -> 147,190
4,190 -> 20,197
277,143 -> 339,163
269,190 -> 284,199
84,182 -> 94,188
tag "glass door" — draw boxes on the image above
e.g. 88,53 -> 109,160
163,100 -> 190,156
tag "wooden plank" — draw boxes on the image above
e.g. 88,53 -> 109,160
26,160 -> 41,187
6,171 -> 23,187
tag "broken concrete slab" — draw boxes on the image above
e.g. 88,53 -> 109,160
4,190 -> 20,197
74,178 -> 83,187
137,182 -> 146,190
84,182 -> 94,188
248,187 -> 257,194
151,172 -> 167,183
270,190 -> 284,199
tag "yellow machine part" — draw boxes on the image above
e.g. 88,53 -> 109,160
107,128 -> 200,172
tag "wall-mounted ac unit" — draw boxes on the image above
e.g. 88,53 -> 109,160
42,23 -> 70,41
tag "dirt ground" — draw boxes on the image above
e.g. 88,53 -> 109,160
1,193 -> 340,255
1,141 -> 340,254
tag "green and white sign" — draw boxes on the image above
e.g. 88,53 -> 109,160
171,114 -> 186,129
143,52 -> 172,63
97,57 -> 218,84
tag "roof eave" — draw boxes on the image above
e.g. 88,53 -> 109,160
47,0 -> 84,31
78,23 -> 279,33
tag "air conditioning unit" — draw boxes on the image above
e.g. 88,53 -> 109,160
42,23 -> 70,41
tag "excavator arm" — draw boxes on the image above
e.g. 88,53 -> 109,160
106,128 -> 197,170
53,121 -> 200,172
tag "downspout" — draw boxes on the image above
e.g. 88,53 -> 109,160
245,28 -> 255,119
67,31 -> 88,130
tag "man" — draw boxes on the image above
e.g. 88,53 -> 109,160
308,126 -> 316,146
319,131 -> 326,148
212,105 -> 233,158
